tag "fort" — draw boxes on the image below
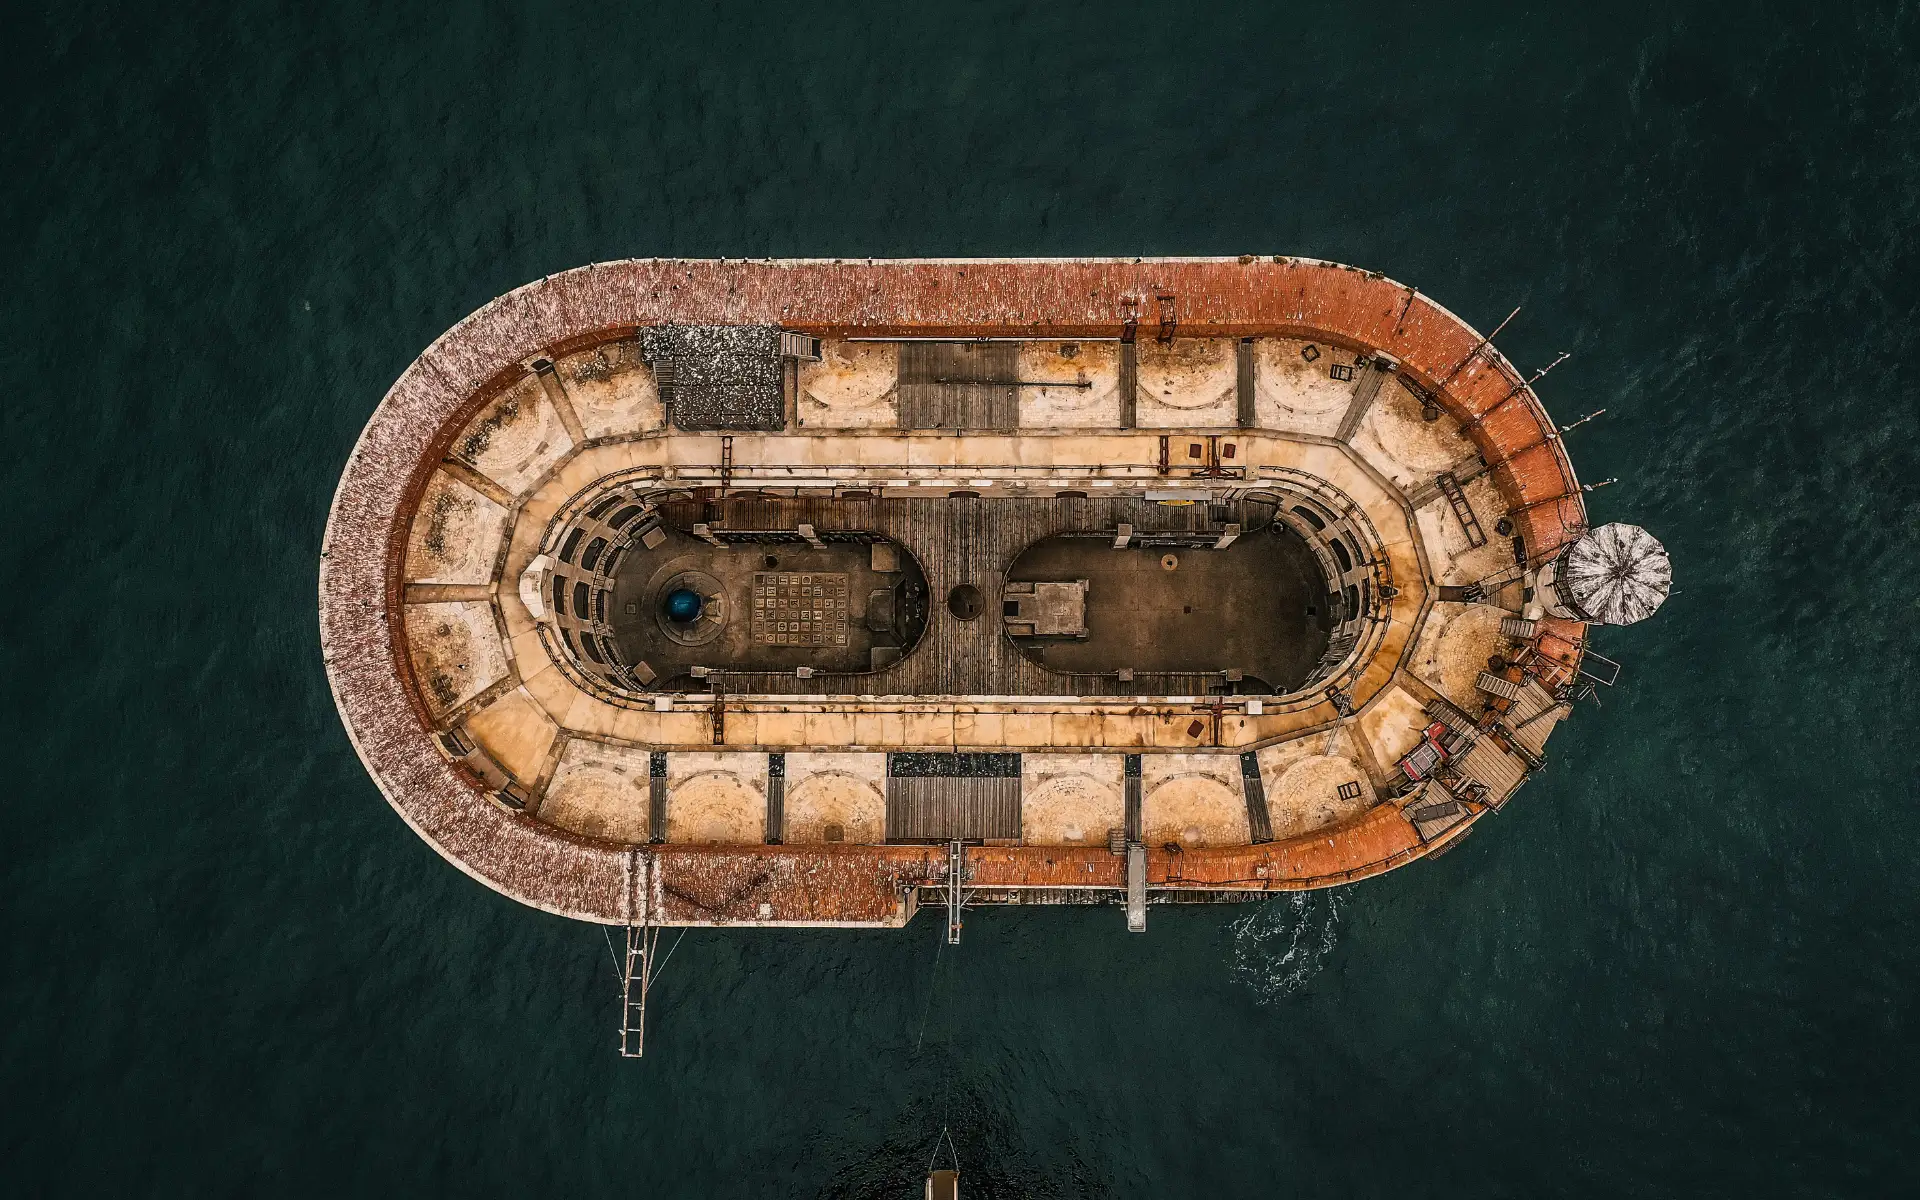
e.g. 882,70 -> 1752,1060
320,257 -> 1668,1049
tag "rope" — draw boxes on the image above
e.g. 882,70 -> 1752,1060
904,911 -> 965,1175
913,926 -> 947,1053
602,926 -> 623,984
915,927 -> 965,1180
923,1123 -> 959,1174
649,928 -> 689,986
601,925 -> 685,988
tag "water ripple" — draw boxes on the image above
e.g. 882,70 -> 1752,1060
1229,889 -> 1347,1003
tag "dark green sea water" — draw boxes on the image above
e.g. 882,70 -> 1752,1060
7,2 -> 1919,1195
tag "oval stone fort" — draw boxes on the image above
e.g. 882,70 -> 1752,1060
322,257 -> 1670,963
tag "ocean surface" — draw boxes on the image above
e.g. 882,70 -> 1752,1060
5,2 -> 1918,1195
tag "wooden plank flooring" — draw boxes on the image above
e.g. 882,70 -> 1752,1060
897,342 -> 1019,429
885,777 -> 1022,841
1240,750 -> 1274,843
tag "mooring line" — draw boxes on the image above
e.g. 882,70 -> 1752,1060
913,925 -> 948,1053
602,926 -> 623,984
649,929 -> 689,987
924,1123 -> 959,1174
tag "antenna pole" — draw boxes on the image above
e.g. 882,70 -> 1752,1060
1556,408 -> 1607,436
1439,305 -> 1521,384
1499,351 -> 1570,403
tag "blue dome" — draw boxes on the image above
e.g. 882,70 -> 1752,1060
663,588 -> 704,623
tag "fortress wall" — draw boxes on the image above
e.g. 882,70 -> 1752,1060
324,259 -> 1586,921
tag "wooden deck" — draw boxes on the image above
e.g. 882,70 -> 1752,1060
897,341 -> 1020,429
885,776 -> 1023,841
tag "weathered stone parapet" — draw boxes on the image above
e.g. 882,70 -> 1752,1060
322,258 -> 1591,924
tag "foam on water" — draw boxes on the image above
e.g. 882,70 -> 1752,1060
1229,890 -> 1347,1003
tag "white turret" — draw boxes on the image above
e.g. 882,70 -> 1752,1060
1534,523 -> 1671,626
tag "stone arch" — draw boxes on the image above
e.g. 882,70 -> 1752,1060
1022,772 -> 1123,846
666,770 -> 764,843
784,770 -> 886,844
1141,771 -> 1245,849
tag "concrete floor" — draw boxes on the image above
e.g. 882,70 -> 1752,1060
1006,528 -> 1332,690
609,532 -> 925,684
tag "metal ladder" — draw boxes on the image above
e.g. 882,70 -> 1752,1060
1435,472 -> 1488,548
619,922 -> 659,1058
945,840 -> 966,945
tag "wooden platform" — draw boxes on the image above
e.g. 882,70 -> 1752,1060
897,341 -> 1020,429
885,777 -> 1022,840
